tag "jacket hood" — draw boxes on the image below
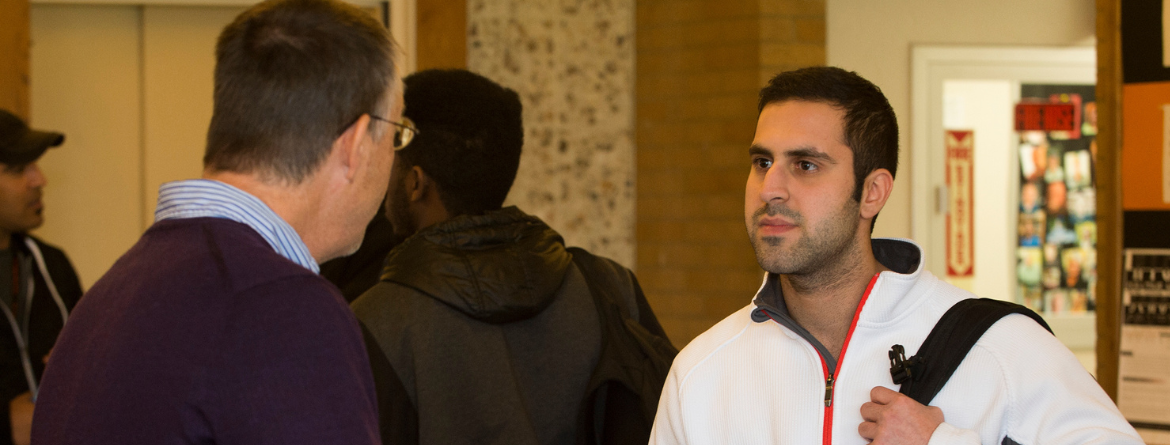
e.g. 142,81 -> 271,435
379,206 -> 573,323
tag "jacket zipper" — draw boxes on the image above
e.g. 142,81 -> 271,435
819,273 -> 880,445
819,353 -> 834,445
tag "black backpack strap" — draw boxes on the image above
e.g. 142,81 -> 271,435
568,247 -> 677,445
567,247 -> 670,340
567,247 -> 637,318
890,298 -> 1052,406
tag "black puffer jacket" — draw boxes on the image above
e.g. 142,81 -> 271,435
0,235 -> 82,445
353,207 -> 656,445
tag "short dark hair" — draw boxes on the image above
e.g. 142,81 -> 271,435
758,67 -> 898,202
205,0 -> 396,183
398,69 -> 523,216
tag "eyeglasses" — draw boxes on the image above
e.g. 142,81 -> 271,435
369,115 -> 418,150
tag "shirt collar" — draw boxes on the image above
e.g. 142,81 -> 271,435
154,179 -> 320,273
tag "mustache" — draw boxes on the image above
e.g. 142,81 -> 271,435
752,203 -> 801,222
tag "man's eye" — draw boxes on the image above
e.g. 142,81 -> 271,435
753,158 -> 773,169
796,160 -> 818,171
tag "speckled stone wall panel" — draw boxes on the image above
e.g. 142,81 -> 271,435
468,0 -> 636,268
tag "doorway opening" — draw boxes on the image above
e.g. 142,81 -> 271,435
912,46 -> 1097,372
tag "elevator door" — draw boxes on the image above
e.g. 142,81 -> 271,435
29,5 -> 246,288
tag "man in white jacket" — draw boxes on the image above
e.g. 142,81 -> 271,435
649,67 -> 1141,445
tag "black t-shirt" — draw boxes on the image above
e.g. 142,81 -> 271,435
0,249 -> 12,308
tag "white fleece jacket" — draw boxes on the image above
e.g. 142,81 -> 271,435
650,239 -> 1142,445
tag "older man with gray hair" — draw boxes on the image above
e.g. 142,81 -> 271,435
30,0 -> 409,443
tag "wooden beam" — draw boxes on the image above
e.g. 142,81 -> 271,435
0,0 -> 31,118
1095,0 -> 1122,402
415,0 -> 465,70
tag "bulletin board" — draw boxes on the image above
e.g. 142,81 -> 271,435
1015,84 -> 1099,316
1116,1 -> 1170,441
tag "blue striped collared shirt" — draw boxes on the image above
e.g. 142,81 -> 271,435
154,179 -> 319,273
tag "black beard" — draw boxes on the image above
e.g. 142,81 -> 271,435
384,175 -> 417,239
748,199 -> 860,276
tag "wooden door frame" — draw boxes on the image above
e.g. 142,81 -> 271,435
1095,0 -> 1122,401
1,0 -> 30,118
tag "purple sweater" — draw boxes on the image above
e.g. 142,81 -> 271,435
30,218 -> 380,445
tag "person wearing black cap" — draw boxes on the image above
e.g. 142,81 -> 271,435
0,109 -> 83,445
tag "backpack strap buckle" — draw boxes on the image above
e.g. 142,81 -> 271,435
889,344 -> 922,385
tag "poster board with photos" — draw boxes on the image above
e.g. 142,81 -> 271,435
1016,84 -> 1097,317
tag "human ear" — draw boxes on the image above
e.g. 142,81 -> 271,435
333,114 -> 373,182
860,168 -> 894,219
406,166 -> 427,202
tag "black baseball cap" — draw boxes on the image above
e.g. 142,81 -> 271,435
0,109 -> 64,165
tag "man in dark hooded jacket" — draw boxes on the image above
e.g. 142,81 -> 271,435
351,69 -> 668,445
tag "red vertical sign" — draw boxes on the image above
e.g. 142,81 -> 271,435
946,130 -> 974,277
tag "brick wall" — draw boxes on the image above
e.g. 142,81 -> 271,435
759,0 -> 826,84
636,0 -> 825,347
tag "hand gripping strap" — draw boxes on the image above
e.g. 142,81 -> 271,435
891,298 -> 1052,406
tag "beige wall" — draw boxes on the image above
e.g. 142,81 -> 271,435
826,0 -> 1096,240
